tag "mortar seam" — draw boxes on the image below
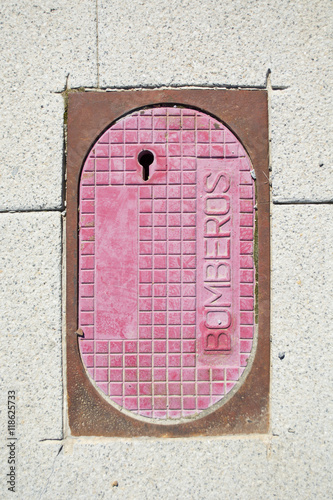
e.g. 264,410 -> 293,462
53,83 -> 290,95
96,0 -> 100,88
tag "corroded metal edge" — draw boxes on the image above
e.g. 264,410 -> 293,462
66,89 -> 270,437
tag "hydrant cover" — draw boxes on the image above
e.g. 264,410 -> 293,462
78,105 -> 256,421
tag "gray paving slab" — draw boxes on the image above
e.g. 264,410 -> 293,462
98,0 -> 331,89
0,212 -> 63,451
268,0 -> 332,89
267,0 -> 332,202
270,204 -> 333,443
98,0 -> 270,89
0,0 -> 97,209
0,91 -> 64,211
271,85 -> 333,202
1,0 -> 97,92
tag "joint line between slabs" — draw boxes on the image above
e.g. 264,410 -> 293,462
273,200 -> 333,205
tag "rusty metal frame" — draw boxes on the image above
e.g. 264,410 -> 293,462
66,89 -> 270,437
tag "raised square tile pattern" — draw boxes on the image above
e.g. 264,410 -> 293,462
78,106 -> 255,420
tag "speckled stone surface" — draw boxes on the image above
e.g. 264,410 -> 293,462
1,0 -> 97,92
98,0 -> 270,88
1,205 -> 332,499
1,0 -> 331,209
0,213 -> 63,447
98,0 -> 331,89
98,0 -> 332,203
0,92 -> 64,210
0,0 -> 97,210
271,86 -> 333,202
270,205 -> 333,445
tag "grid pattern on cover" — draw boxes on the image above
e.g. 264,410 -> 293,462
78,106 -> 255,420
239,168 -> 256,366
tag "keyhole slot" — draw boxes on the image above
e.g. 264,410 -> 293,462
138,150 -> 154,181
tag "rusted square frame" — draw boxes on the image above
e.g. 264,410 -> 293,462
66,89 -> 270,437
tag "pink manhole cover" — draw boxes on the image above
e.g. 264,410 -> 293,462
78,105 -> 255,421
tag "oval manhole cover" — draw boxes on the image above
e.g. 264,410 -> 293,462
78,105 -> 255,421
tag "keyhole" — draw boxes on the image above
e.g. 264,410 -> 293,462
138,150 -> 154,181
